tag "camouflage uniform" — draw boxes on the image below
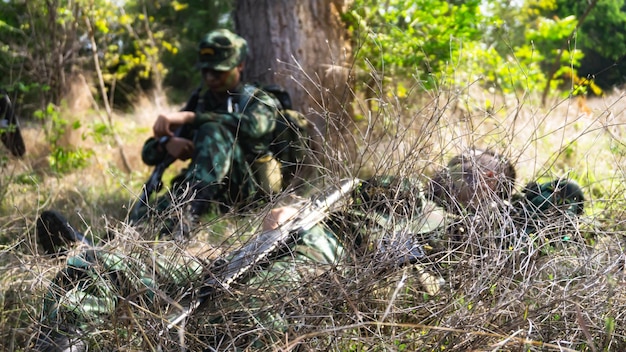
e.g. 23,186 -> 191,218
136,82 -> 280,219
40,242 -> 205,328
131,29 -> 280,223
428,149 -> 585,247
429,149 -> 583,218
34,177 -> 448,351
429,149 -> 517,214
34,146 -> 586,350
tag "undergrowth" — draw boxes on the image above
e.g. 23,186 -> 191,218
1,76 -> 626,351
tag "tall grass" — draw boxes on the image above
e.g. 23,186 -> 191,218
1,69 -> 626,351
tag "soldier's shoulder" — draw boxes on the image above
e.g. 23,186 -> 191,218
240,83 -> 279,109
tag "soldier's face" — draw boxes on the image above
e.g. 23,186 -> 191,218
202,64 -> 242,92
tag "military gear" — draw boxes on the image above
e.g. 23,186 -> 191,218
37,211 -> 93,256
37,221 -> 205,351
271,109 -> 311,188
502,178 -> 586,245
429,149 -> 516,213
356,176 -> 447,234
197,29 -> 248,71
523,178 -> 585,216
245,84 -> 312,189
251,153 -> 283,195
37,177 -> 445,350
34,325 -> 86,352
131,87 -> 201,222
358,176 -> 424,217
377,237 -> 426,266
164,178 -> 361,332
0,89 -> 25,157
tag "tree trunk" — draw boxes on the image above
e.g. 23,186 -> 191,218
234,0 -> 354,147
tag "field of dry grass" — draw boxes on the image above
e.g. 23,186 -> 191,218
1,82 -> 626,350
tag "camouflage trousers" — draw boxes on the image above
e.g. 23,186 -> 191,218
39,224 -> 344,350
41,241 -> 206,329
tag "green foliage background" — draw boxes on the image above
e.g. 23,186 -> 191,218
344,0 -> 601,100
0,0 -> 623,178
0,0 -> 624,116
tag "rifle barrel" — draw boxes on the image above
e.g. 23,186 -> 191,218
160,178 -> 361,333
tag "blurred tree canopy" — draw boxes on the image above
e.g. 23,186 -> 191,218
548,0 -> 626,88
0,0 -> 231,115
344,0 -> 485,91
0,0 -> 624,119
145,0 -> 233,94
343,0 -> 600,101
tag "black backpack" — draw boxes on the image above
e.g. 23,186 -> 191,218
262,85 -> 312,188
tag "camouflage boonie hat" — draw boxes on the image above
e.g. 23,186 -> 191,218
429,149 -> 516,212
197,29 -> 248,71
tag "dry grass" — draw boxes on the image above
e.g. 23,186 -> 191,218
1,77 -> 626,351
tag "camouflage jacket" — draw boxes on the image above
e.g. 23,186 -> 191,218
141,82 -> 279,166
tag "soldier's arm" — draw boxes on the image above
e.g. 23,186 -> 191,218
263,206 -> 301,231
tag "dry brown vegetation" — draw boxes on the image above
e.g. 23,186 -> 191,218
1,79 -> 626,351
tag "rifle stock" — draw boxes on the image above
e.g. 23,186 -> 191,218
161,178 -> 361,333
131,87 -> 202,220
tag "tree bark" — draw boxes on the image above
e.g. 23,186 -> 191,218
234,0 -> 354,139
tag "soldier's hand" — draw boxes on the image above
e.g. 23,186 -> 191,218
153,111 -> 195,137
165,137 -> 194,160
263,206 -> 299,231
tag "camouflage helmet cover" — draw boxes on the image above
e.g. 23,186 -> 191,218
197,29 -> 248,71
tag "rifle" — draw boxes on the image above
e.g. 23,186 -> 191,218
161,178 -> 362,333
0,90 -> 25,157
131,87 -> 202,220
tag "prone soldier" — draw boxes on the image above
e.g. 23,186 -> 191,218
33,176 -> 448,351
427,148 -> 585,247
